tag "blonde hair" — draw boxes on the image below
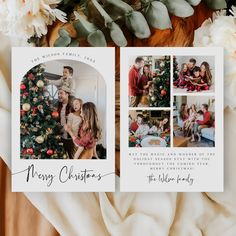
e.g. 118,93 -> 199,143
72,98 -> 83,113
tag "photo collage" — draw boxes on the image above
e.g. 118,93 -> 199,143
128,55 -> 215,148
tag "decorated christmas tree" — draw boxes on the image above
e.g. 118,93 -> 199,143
173,56 -> 179,82
20,64 -> 67,159
149,56 -> 170,107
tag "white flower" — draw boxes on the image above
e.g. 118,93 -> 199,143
193,7 -> 236,110
0,0 -> 67,40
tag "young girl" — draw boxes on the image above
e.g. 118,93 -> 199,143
65,102 -> 101,159
135,116 -> 149,137
67,98 -> 83,137
190,110 -> 204,142
184,104 -> 197,136
173,63 -> 188,88
186,66 -> 206,92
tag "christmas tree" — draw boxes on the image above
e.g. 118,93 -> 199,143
173,56 -> 179,82
20,64 -> 67,159
149,56 -> 170,107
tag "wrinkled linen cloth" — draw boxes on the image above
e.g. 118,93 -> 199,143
1,31 -> 236,236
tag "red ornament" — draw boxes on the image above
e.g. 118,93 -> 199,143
26,148 -> 34,155
28,73 -> 34,80
20,110 -> 25,116
47,149 -> 54,155
161,89 -> 167,96
152,72 -> 157,77
32,107 -> 37,115
51,111 -> 59,118
20,84 -> 26,90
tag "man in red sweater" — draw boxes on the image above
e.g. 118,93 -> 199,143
128,57 -> 145,107
191,104 -> 211,142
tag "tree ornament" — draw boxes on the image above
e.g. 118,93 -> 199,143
37,80 -> 44,88
35,136 -> 44,144
22,103 -> 31,111
20,110 -> 25,117
33,97 -> 38,103
47,149 -> 54,155
26,148 -> 34,155
37,104 -> 43,110
160,61 -> 165,67
28,73 -> 35,80
151,96 -> 157,102
51,111 -> 59,118
161,89 -> 167,96
159,86 -> 163,89
46,128 -> 53,135
32,127 -> 38,132
20,84 -> 26,90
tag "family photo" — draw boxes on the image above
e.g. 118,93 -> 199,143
20,59 -> 107,159
129,110 -> 171,148
128,55 -> 170,108
173,56 -> 214,93
173,96 -> 215,147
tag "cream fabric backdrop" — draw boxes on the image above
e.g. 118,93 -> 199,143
1,33 -> 236,236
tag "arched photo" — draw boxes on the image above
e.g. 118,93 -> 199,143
20,60 -> 107,160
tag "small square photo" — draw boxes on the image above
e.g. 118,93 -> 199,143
173,96 -> 215,148
173,56 -> 215,94
128,110 -> 171,148
128,56 -> 171,108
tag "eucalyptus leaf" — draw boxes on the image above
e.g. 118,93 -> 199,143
143,1 -> 172,29
186,0 -> 201,6
108,22 -> 127,46
125,11 -> 151,39
54,29 -> 71,47
73,11 -> 98,37
161,0 -> 194,17
90,0 -> 112,26
90,0 -> 127,47
69,39 -> 79,47
204,0 -> 227,9
101,0 -> 134,14
87,30 -> 107,47
103,3 -> 126,20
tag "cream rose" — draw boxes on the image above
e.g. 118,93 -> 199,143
193,7 -> 236,110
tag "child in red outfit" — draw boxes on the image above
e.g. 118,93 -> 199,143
173,63 -> 188,88
186,66 -> 207,92
65,102 -> 101,159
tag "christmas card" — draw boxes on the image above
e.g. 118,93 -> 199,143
12,47 -> 115,192
120,47 -> 224,192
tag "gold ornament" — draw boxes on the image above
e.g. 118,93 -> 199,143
37,80 -> 44,88
35,135 -> 44,144
46,128 -> 53,135
22,103 -> 31,111
151,96 -> 157,102
37,104 -> 43,110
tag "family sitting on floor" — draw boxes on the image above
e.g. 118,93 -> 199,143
174,58 -> 212,92
179,103 -> 214,142
129,114 -> 170,138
